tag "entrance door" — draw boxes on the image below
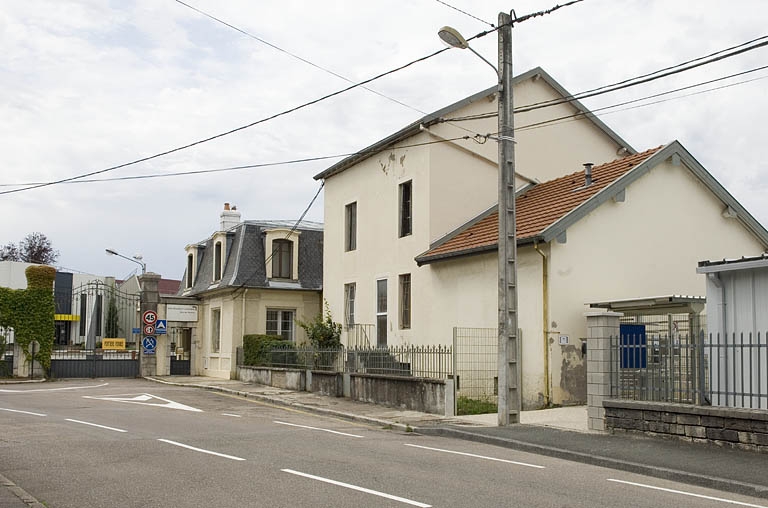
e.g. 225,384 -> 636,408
170,328 -> 191,375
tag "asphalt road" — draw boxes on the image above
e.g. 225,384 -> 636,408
1,379 -> 766,508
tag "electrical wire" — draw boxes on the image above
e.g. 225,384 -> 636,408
0,136 -> 473,187
434,0 -> 494,27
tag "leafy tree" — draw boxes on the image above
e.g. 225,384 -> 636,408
298,302 -> 342,348
105,290 -> 119,338
0,243 -> 20,261
1,233 -> 59,265
19,232 -> 59,265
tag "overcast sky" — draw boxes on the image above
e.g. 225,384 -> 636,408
2,0 -> 767,280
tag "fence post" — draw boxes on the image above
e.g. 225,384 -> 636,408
585,311 -> 622,431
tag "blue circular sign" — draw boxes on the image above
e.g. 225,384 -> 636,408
142,336 -> 157,354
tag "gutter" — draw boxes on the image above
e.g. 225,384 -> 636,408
534,241 -> 551,406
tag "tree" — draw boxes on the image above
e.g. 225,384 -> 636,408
11,233 -> 59,265
0,243 -> 20,261
298,302 -> 342,349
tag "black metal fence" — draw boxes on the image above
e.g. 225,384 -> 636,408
247,345 -> 452,380
50,349 -> 139,378
611,324 -> 768,410
1,350 -> 12,377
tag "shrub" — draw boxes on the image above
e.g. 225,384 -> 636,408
242,334 -> 295,366
298,302 -> 342,348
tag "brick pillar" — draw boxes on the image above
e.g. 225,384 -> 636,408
585,310 -> 622,431
139,273 -> 161,377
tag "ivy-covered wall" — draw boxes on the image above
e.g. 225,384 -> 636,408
0,265 -> 55,370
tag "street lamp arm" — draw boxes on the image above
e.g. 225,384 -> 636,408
466,46 -> 500,79
105,248 -> 147,274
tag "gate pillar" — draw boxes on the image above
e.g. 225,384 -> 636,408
585,311 -> 622,431
139,273 -> 161,377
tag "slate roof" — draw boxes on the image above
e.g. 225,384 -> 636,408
314,67 -> 635,181
415,147 -> 664,265
179,220 -> 323,296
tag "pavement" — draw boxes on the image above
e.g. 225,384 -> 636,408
2,376 -> 767,506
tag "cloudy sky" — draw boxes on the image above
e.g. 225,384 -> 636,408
2,0 -> 767,280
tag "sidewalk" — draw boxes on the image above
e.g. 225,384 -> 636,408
0,472 -> 45,508
149,376 -> 768,500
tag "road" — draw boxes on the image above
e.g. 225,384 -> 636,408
1,379 -> 766,508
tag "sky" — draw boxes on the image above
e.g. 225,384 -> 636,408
2,0 -> 767,281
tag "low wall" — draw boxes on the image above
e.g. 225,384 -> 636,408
350,373 -> 445,415
604,400 -> 768,453
236,366 -> 446,415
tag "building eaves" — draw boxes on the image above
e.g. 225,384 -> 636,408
697,253 -> 768,273
314,67 -> 635,181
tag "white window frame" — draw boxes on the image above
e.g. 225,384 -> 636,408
211,308 -> 221,353
376,278 -> 387,347
399,273 -> 411,330
345,202 -> 357,252
266,308 -> 295,341
344,283 -> 356,329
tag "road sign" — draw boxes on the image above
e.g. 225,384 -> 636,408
142,310 -> 158,325
155,320 -> 167,335
132,327 -> 141,335
142,336 -> 157,355
143,324 -> 155,335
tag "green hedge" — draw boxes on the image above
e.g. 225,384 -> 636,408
242,334 -> 295,366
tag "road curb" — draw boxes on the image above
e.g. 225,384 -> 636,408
417,426 -> 768,500
143,377 -> 415,433
0,472 -> 46,508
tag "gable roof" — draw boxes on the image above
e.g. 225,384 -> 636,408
416,141 -> 768,266
179,220 -> 323,296
313,67 -> 635,181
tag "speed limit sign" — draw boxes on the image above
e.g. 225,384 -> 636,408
142,310 -> 158,325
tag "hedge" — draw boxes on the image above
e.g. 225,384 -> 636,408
242,334 -> 295,366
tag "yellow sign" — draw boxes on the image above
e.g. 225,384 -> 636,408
54,314 -> 80,321
102,338 -> 126,350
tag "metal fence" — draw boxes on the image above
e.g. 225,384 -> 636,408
345,324 -> 376,348
253,345 -> 452,380
453,327 -> 498,403
49,348 -> 139,378
610,318 -> 768,410
1,349 -> 12,377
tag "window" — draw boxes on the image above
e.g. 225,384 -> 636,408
272,239 -> 293,279
345,202 -> 357,251
376,279 -> 387,347
344,283 -> 356,328
211,308 -> 221,353
213,241 -> 222,281
186,254 -> 194,288
266,309 -> 295,341
399,180 -> 412,237
399,274 -> 411,329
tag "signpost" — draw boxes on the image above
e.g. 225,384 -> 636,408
142,336 -> 157,355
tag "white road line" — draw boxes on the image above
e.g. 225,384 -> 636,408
0,383 -> 109,393
404,443 -> 545,469
607,479 -> 768,508
157,439 -> 246,461
281,469 -> 431,507
0,408 -> 47,417
273,420 -> 363,438
222,413 -> 241,418
65,419 -> 127,433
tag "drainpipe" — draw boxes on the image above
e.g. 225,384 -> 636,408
241,288 -> 248,349
534,241 -> 551,406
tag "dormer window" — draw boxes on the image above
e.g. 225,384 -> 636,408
186,254 -> 194,288
214,241 -> 222,281
272,239 -> 293,279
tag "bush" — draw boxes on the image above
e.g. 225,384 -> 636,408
298,302 -> 342,348
242,334 -> 295,366
457,396 -> 498,416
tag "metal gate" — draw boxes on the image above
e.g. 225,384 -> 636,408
169,327 -> 191,375
51,281 -> 140,378
453,327 -> 498,412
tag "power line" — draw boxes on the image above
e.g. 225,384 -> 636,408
0,136 -> 473,187
175,0 -> 423,114
434,0 -> 494,27
516,34 -> 768,113
510,0 -> 584,25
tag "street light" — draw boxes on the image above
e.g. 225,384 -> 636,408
105,248 -> 146,274
439,13 -> 521,425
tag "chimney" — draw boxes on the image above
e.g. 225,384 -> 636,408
583,163 -> 594,187
220,202 -> 241,231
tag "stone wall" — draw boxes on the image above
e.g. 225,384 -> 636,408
604,400 -> 768,453
236,366 -> 446,415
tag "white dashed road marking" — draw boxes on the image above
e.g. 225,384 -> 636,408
0,408 -> 47,417
404,443 -> 545,469
158,439 -> 246,461
0,383 -> 109,393
274,420 -> 363,438
607,479 -> 768,508
65,419 -> 127,433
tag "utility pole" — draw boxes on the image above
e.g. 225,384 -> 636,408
496,11 -> 520,425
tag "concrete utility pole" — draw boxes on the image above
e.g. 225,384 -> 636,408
496,11 -> 521,425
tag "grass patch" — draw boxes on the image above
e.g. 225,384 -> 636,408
457,396 -> 497,415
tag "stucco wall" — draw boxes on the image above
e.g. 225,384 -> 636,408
546,158 -> 765,404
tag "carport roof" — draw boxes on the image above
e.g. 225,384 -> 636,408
588,295 -> 705,315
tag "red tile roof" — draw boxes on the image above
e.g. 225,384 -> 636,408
418,146 -> 663,263
158,278 -> 181,295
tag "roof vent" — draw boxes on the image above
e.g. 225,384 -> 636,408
583,163 -> 594,187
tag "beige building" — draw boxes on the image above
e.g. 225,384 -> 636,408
178,205 -> 323,379
314,68 -> 768,408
